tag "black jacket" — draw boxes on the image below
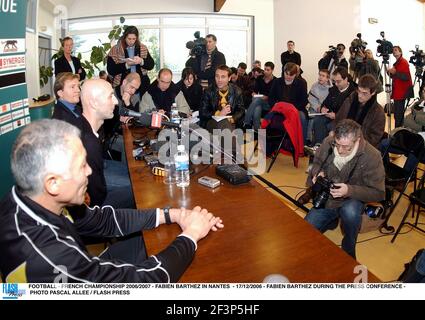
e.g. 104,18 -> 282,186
200,83 -> 244,127
318,55 -> 349,71
107,46 -> 154,96
186,48 -> 226,85
268,77 -> 308,112
80,116 -> 107,206
51,100 -> 83,131
320,82 -> 357,114
176,80 -> 203,111
0,187 -> 195,282
54,55 -> 86,80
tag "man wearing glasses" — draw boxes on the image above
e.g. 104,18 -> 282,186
334,74 -> 385,148
304,119 -> 385,259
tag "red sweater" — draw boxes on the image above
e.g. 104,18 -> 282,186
391,56 -> 412,100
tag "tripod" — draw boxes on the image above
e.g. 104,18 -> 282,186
404,67 -> 423,115
379,57 -> 393,134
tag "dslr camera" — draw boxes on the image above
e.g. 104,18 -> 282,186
186,31 -> 207,57
312,176 -> 339,209
376,31 -> 393,61
409,45 -> 425,76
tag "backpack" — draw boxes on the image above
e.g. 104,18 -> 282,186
398,249 -> 425,283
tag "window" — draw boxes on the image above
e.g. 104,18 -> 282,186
67,14 -> 253,82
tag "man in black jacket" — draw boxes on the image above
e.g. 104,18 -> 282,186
51,72 -> 83,131
186,34 -> 226,89
0,119 -> 223,283
200,65 -> 244,131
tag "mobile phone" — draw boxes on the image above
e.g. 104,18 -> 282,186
198,176 -> 220,189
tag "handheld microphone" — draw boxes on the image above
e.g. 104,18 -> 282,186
119,105 -> 143,118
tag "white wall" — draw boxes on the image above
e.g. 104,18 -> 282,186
360,0 -> 424,88
68,0 -> 213,18
274,0 -> 361,87
221,0 -> 274,70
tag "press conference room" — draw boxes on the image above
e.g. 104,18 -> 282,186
1,0 -> 425,291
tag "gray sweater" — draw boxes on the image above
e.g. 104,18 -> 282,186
308,81 -> 332,112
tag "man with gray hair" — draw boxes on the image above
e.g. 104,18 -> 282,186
0,119 -> 223,282
304,119 -> 385,259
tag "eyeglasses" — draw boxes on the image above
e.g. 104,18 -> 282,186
332,140 -> 357,152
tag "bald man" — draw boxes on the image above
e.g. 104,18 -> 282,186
80,79 -> 135,208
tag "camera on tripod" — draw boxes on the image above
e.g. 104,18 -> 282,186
350,33 -> 367,70
185,31 -> 207,57
312,176 -> 339,209
376,31 -> 393,61
409,45 -> 425,76
325,45 -> 339,61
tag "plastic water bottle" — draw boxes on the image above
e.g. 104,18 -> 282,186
174,144 -> 190,187
170,103 -> 180,124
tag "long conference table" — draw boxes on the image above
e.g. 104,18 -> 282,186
123,125 -> 380,283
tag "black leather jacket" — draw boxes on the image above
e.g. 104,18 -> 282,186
199,83 -> 245,127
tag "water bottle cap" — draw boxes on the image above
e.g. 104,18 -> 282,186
177,145 -> 185,151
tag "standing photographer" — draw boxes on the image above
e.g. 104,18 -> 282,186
318,44 -> 348,74
388,46 -> 413,127
186,34 -> 226,90
304,119 -> 385,259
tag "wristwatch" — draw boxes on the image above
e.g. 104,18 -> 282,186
163,207 -> 172,225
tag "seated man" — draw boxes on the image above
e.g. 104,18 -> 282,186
102,72 -> 142,161
268,62 -> 309,144
244,61 -> 276,130
51,72 -> 83,131
312,67 -> 356,145
139,68 -> 190,116
80,79 -> 134,208
304,119 -> 385,259
200,64 -> 245,132
335,74 -> 385,149
0,119 -> 223,282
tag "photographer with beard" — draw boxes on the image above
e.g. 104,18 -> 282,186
318,43 -> 349,74
304,119 -> 385,259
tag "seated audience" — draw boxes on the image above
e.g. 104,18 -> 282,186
0,119 -> 223,282
175,67 -> 203,112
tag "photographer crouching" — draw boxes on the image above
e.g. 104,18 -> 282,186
304,119 -> 385,259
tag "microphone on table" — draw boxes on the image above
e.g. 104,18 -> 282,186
119,106 -> 180,129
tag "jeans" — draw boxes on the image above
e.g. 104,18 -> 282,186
393,99 -> 406,128
312,115 -> 333,144
304,199 -> 364,259
299,111 -> 309,145
244,98 -> 270,130
103,159 -> 135,208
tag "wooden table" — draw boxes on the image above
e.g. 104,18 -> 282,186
124,126 -> 380,283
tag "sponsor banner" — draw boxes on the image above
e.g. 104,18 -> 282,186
0,38 -> 25,54
0,122 -> 13,135
12,108 -> 24,120
24,107 -> 29,116
0,103 -> 10,114
13,118 -> 25,130
0,112 -> 12,125
0,54 -> 25,72
10,99 -> 23,110
0,71 -> 26,89
25,116 -> 31,125
23,97 -> 28,106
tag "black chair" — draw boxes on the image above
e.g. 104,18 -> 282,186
391,175 -> 425,242
381,129 -> 425,233
262,112 -> 293,173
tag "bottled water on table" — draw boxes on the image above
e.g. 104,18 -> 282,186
170,103 -> 180,124
174,144 -> 190,187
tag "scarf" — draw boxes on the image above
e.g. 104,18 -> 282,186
218,90 -> 229,110
108,39 -> 149,87
333,140 -> 359,171
346,93 -> 376,125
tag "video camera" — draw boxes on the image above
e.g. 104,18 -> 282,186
350,33 -> 367,54
376,31 -> 393,61
325,45 -> 339,61
186,31 -> 207,57
409,45 -> 425,76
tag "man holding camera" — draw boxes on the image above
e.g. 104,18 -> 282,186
318,44 -> 349,74
186,34 -> 226,90
304,119 -> 385,259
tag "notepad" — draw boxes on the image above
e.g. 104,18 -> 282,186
212,116 -> 232,122
308,112 -> 327,117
